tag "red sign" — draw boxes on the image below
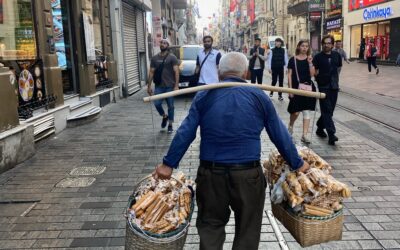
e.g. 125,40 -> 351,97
310,12 -> 321,21
230,0 -> 237,12
349,0 -> 388,11
247,0 -> 255,24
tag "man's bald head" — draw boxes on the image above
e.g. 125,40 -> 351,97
218,52 -> 248,80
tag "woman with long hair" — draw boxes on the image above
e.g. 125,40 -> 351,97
287,40 -> 316,143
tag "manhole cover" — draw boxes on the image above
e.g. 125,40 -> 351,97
70,166 -> 106,176
56,177 -> 96,188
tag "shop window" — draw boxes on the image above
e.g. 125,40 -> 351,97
0,0 -> 37,60
350,25 -> 361,58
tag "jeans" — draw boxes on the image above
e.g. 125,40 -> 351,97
250,69 -> 263,84
367,57 -> 378,72
153,86 -> 174,122
270,66 -> 284,96
317,88 -> 339,137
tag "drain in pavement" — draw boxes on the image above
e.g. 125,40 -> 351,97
56,177 -> 96,188
70,166 -> 106,176
357,186 -> 372,191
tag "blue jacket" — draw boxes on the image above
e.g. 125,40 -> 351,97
163,77 -> 304,170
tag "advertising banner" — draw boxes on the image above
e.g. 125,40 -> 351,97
349,0 -> 388,11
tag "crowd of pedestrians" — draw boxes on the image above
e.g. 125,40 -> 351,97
146,35 -> 374,146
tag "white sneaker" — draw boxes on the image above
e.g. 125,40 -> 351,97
301,135 -> 311,144
288,126 -> 293,135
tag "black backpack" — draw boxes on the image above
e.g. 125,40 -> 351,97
153,54 -> 168,85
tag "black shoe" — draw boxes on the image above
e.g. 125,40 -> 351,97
316,129 -> 327,138
328,135 -> 338,145
278,96 -> 283,101
269,93 -> 273,97
167,125 -> 173,133
376,68 -> 379,75
161,116 -> 168,128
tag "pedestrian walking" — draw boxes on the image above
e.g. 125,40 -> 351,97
333,40 -> 350,76
359,38 -> 366,60
195,35 -> 222,85
287,40 -> 316,144
248,38 -> 266,84
313,35 -> 342,146
147,39 -> 179,133
364,41 -> 379,75
267,37 -> 289,100
153,52 -> 310,250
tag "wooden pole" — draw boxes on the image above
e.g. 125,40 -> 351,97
143,82 -> 325,103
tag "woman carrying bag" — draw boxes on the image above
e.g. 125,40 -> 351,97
287,40 -> 316,144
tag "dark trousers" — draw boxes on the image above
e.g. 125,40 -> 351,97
250,69 -> 263,84
270,67 -> 284,96
317,88 -> 339,137
367,57 -> 378,72
195,165 -> 266,250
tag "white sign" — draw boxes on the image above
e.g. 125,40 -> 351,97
83,12 -> 96,62
363,6 -> 393,21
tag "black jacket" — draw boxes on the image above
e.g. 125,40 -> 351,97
249,47 -> 265,70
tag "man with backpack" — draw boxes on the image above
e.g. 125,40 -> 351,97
267,37 -> 288,101
196,35 -> 222,85
147,38 -> 180,133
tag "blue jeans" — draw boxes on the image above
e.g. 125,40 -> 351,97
154,86 -> 174,122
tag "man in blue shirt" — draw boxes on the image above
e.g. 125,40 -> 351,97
153,52 -> 309,249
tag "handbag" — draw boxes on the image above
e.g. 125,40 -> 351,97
153,53 -> 168,86
294,57 -> 313,92
195,51 -> 211,84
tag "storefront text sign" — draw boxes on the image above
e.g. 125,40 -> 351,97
363,6 -> 393,21
309,0 -> 325,12
326,18 -> 342,30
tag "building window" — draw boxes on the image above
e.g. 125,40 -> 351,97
0,0 -> 37,61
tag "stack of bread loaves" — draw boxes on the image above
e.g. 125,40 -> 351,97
264,147 -> 351,217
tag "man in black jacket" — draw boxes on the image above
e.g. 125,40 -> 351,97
267,38 -> 288,101
248,38 -> 265,84
313,35 -> 342,146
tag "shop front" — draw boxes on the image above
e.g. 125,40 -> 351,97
325,16 -> 342,42
325,0 -> 343,42
344,0 -> 400,61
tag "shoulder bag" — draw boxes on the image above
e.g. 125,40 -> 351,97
195,51 -> 211,84
153,53 -> 169,86
294,57 -> 313,92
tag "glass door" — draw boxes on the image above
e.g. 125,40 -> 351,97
51,0 -> 78,94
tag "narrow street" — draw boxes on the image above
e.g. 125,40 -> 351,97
0,62 -> 399,249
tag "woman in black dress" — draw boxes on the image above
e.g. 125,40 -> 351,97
287,40 -> 316,143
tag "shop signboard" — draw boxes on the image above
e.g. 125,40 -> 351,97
310,12 -> 322,21
326,17 -> 342,30
349,0 -> 388,11
309,0 -> 325,12
363,5 -> 393,21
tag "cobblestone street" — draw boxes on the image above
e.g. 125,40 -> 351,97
1,64 -> 400,249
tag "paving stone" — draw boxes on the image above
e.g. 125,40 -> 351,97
342,231 -> 373,240
378,240 -> 400,249
0,239 -> 36,249
81,221 -> 120,230
370,230 -> 400,240
69,237 -> 112,247
95,229 -> 125,237
80,202 -> 113,209
32,239 -> 73,248
357,240 -> 382,249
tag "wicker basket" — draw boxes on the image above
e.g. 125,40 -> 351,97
271,203 -> 343,247
125,176 -> 195,250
